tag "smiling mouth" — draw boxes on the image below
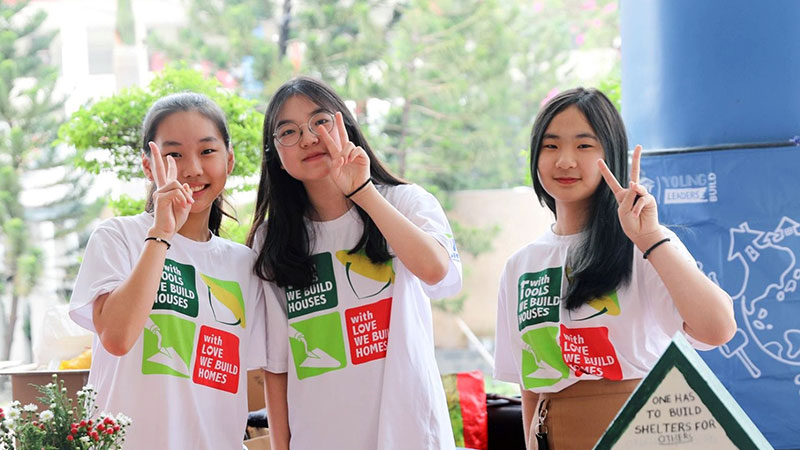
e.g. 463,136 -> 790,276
555,178 -> 580,184
303,153 -> 327,161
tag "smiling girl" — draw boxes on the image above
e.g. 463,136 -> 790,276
69,93 -> 277,449
493,88 -> 735,450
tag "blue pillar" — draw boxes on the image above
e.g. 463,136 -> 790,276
621,0 -> 800,150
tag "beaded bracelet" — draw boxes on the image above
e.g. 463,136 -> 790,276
145,236 -> 171,250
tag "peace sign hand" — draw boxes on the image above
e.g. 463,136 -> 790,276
147,141 -> 194,240
317,112 -> 371,197
597,145 -> 664,250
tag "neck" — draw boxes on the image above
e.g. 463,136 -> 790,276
552,200 -> 591,235
178,209 -> 213,241
304,178 -> 352,221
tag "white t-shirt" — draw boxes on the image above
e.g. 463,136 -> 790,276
257,184 -> 462,450
494,226 -> 713,393
69,212 -> 276,450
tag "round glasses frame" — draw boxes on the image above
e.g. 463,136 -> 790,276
272,111 -> 335,147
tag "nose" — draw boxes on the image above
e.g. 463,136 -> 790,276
298,125 -> 319,148
555,148 -> 577,169
181,153 -> 203,178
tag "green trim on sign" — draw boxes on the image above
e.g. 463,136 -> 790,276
594,333 -> 772,450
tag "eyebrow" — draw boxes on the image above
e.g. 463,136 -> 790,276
275,108 -> 329,129
161,136 -> 219,147
542,132 -> 598,140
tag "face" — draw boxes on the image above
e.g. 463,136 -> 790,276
272,95 -> 342,183
142,110 -> 234,215
537,105 -> 605,211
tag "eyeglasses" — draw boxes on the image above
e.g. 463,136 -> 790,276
272,112 -> 335,147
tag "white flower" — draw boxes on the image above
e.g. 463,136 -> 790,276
2,418 -> 13,428
22,404 -> 38,413
115,413 -> 132,426
38,410 -> 53,422
7,409 -> 19,420
9,401 -> 19,409
79,436 -> 91,444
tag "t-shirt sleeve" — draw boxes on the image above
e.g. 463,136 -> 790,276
245,280 -> 268,369
493,265 -> 520,384
640,228 -> 715,351
389,184 -> 462,299
68,223 -> 134,334
263,281 -> 289,373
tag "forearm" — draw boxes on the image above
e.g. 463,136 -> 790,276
264,371 -> 290,450
93,240 -> 168,355
521,389 -> 539,450
639,237 -> 736,346
350,185 -> 450,285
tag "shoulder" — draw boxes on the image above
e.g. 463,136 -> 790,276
212,237 -> 258,263
90,213 -> 152,240
505,231 -> 564,266
377,183 -> 431,202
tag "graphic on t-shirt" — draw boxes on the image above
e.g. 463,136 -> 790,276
569,291 -> 621,321
154,259 -> 198,317
560,324 -> 623,379
520,326 -> 570,389
192,325 -> 241,393
444,232 -> 461,262
336,249 -> 394,299
289,312 -> 347,379
517,268 -> 561,330
200,273 -> 246,328
142,314 -> 196,378
345,298 -> 392,365
285,253 -> 338,319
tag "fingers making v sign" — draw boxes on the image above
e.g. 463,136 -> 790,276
148,141 -> 194,239
317,112 -> 371,198
597,145 -> 665,250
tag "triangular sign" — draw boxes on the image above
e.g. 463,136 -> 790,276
595,333 -> 772,449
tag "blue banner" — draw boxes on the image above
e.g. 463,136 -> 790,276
642,146 -> 800,449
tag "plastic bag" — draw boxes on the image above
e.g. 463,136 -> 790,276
34,304 -> 92,369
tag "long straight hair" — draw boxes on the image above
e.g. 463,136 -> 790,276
141,92 -> 234,235
529,87 -> 633,309
247,76 -> 405,289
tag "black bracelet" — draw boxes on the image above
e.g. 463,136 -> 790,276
642,237 -> 670,259
345,178 -> 373,199
145,236 -> 171,250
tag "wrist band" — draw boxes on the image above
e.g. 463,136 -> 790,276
642,237 -> 670,259
345,178 -> 372,199
145,236 -> 171,250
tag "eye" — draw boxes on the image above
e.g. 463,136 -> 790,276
313,117 -> 331,127
202,148 -> 217,154
279,128 -> 296,137
541,143 -> 557,149
165,152 -> 181,158
577,144 -> 594,149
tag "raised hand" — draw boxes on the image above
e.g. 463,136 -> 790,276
597,145 -> 663,250
317,112 -> 370,197
147,141 -> 194,239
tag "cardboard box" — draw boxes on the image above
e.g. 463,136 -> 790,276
244,433 -> 271,450
1,368 -> 89,409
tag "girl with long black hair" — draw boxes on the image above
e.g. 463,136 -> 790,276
493,87 -> 735,450
248,77 -> 462,450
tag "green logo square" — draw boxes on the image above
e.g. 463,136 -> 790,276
289,311 -> 347,379
521,326 -> 569,389
285,253 -> 338,319
517,268 -> 561,330
142,314 -> 197,378
154,259 -> 198,317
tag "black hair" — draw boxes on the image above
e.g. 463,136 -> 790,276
247,76 -> 405,288
529,87 -> 633,309
141,92 -> 234,236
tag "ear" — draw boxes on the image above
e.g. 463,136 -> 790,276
226,146 -> 235,175
142,152 -> 155,181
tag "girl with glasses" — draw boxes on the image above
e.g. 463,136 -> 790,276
493,88 -> 736,450
247,76 -> 463,450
